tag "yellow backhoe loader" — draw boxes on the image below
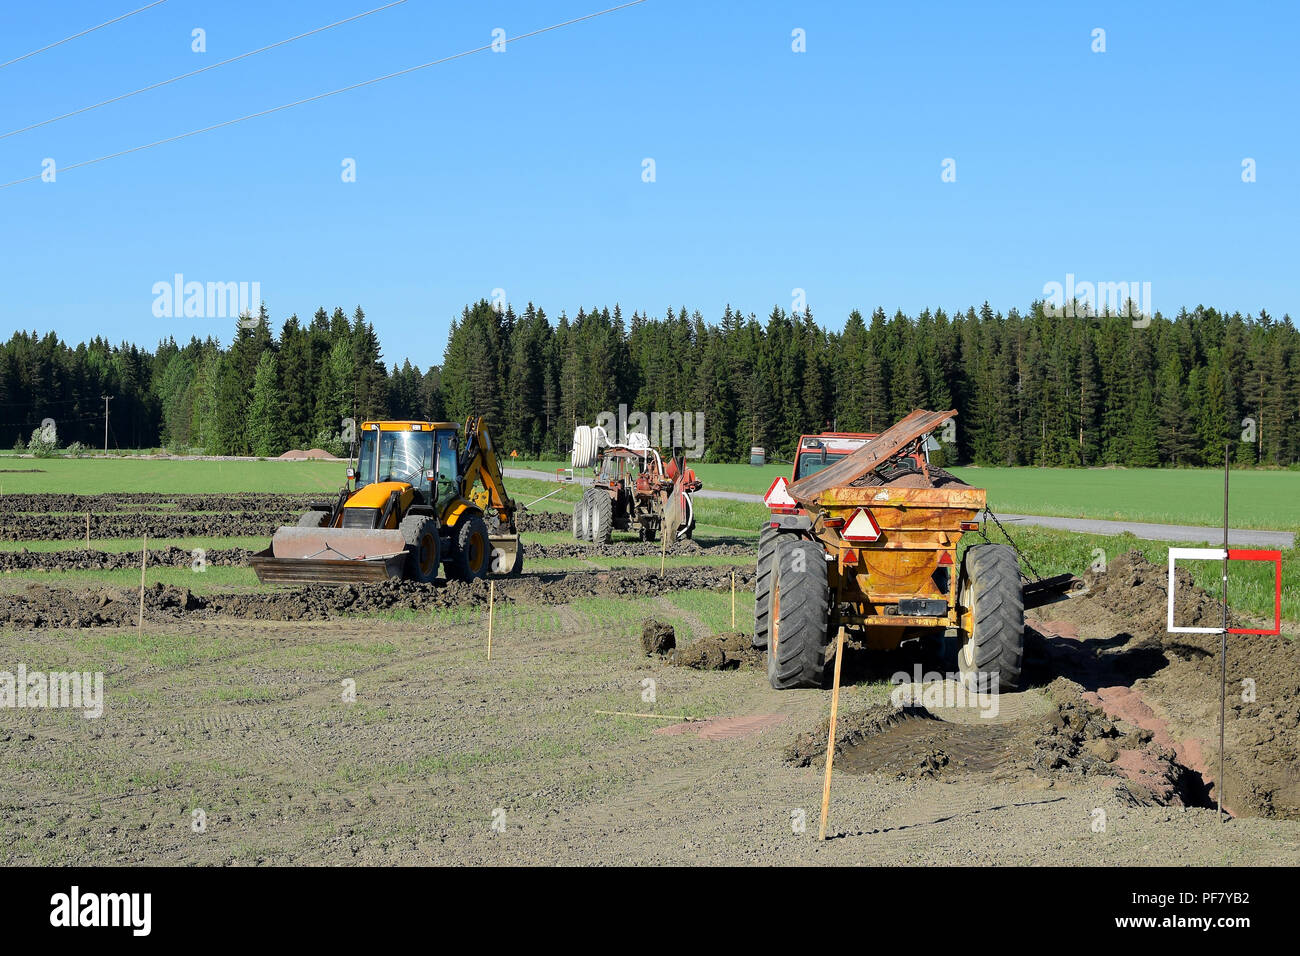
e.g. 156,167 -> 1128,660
249,416 -> 522,585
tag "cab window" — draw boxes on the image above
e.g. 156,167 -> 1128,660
795,451 -> 847,480
436,430 -> 458,488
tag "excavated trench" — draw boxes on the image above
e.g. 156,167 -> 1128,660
783,552 -> 1297,820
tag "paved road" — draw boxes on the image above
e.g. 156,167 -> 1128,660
504,467 -> 1294,549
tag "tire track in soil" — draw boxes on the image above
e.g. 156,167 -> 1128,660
8,616 -> 509,811
30,608 -> 614,818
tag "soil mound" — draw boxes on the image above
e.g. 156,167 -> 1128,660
671,630 -> 761,670
641,619 -> 676,656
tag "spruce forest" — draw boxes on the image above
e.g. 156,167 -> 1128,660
2,300 -> 1297,466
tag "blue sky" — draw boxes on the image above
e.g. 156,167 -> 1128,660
1,0 -> 1295,369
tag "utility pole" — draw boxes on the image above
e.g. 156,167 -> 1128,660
102,395 -> 113,454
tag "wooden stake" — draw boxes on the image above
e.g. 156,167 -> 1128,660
85,513 -> 90,549
731,570 -> 736,629
137,533 -> 148,633
818,626 -> 848,841
660,527 -> 667,575
487,578 -> 495,661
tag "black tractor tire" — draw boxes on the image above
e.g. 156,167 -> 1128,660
767,537 -> 831,690
582,489 -> 595,541
752,524 -> 779,649
572,495 -> 586,540
583,490 -> 599,542
957,544 -> 1025,693
399,515 -> 440,583
297,511 -> 328,528
590,492 -> 613,544
451,514 -> 493,581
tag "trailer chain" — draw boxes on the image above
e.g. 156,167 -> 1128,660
980,506 -> 1045,582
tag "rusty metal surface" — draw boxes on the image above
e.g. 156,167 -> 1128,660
817,486 -> 986,512
790,408 -> 959,503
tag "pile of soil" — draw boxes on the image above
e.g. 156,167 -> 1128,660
0,492 -> 320,514
0,511 -> 293,542
500,565 -> 755,607
524,538 -> 749,560
641,619 -> 676,655
0,565 -> 758,629
1077,549 -> 1228,634
0,546 -> 250,572
849,463 -> 967,489
0,581 -> 202,628
670,630 -> 762,670
1037,550 -> 1299,818
781,679 -> 1208,804
515,511 -> 571,533
205,578 -> 489,619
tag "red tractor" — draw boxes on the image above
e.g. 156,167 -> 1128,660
571,433 -> 702,544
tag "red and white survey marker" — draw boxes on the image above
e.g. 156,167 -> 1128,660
1166,547 -> 1283,635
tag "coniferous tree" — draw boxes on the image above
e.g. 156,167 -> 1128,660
247,350 -> 286,457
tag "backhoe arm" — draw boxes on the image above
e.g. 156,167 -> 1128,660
460,416 -> 517,531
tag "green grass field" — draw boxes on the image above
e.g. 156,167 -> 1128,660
4,456 -> 1293,530
0,457 -> 343,494
528,458 -> 1297,530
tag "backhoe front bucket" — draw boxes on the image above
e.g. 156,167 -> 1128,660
249,526 -> 409,585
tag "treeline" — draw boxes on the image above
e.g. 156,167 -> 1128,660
2,300 -> 1297,466
0,306 -> 428,456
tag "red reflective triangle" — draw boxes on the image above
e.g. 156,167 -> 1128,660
764,476 -> 797,508
842,508 -> 881,542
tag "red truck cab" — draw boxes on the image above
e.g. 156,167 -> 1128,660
765,432 -> 876,522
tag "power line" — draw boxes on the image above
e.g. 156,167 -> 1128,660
0,0 -> 650,190
1,1 -> 411,142
0,0 -> 171,72
0,415 -> 107,429
0,396 -> 89,408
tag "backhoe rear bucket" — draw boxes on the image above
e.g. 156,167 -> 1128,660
249,526 -> 408,585
488,532 -> 523,576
